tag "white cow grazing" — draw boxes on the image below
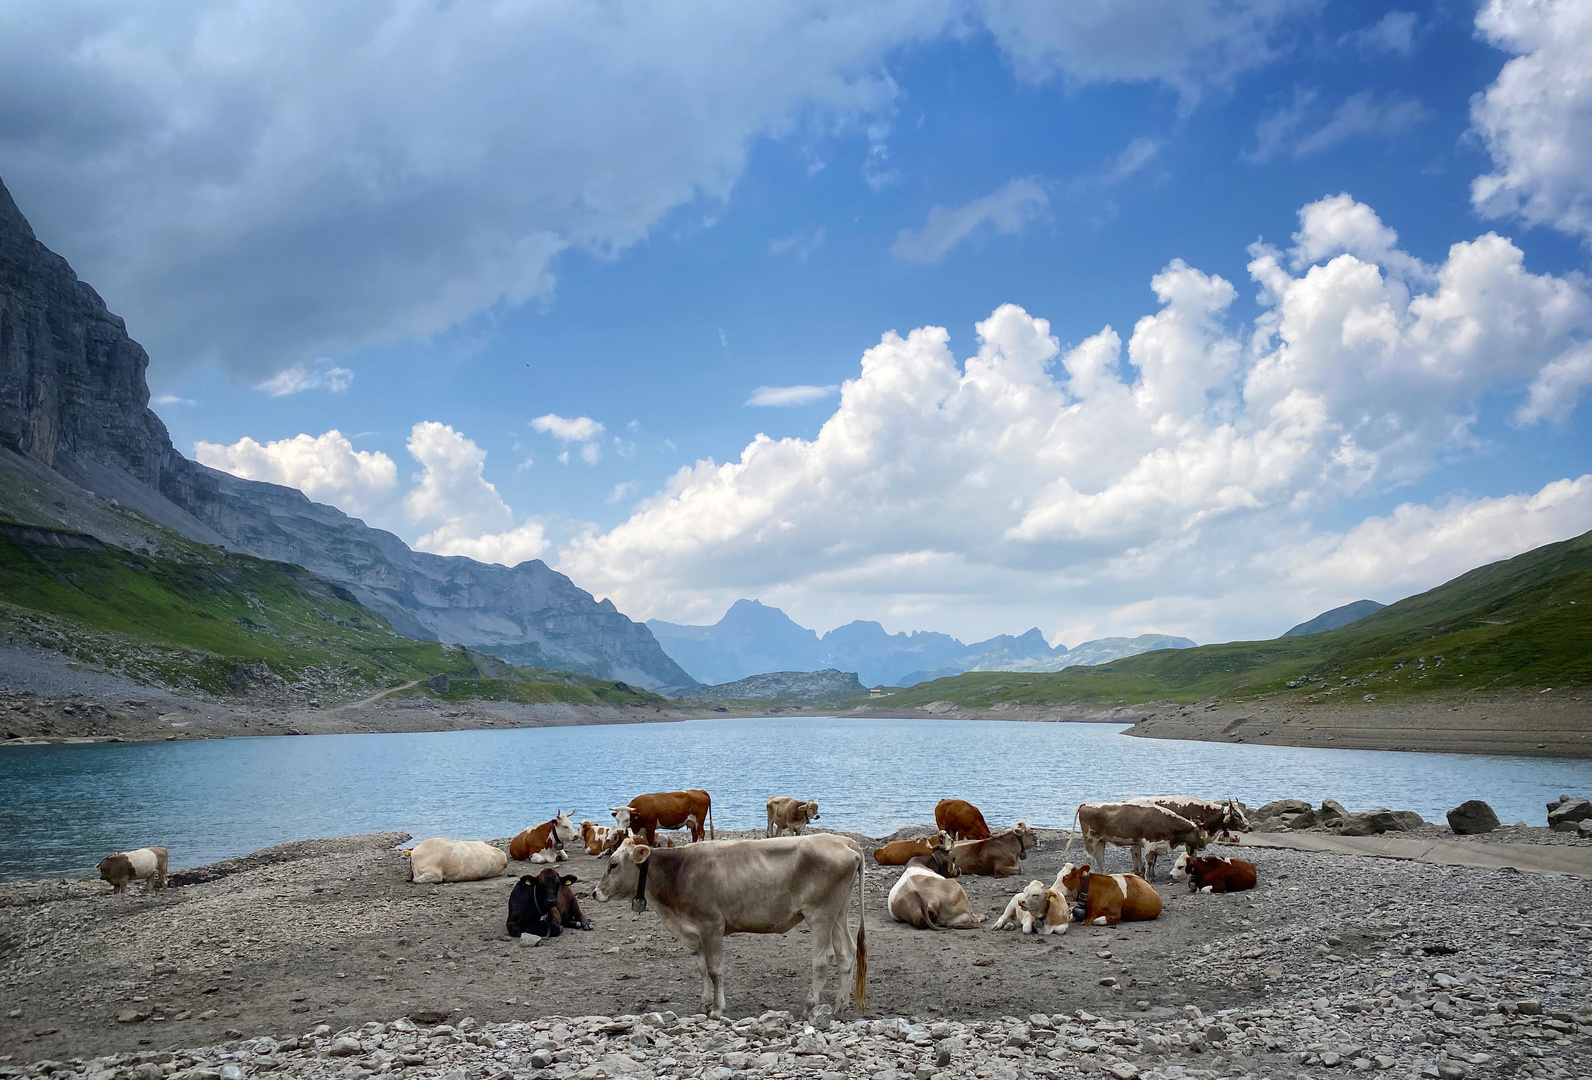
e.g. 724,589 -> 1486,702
405,838 -> 508,884
989,879 -> 1070,935
594,833 -> 865,1019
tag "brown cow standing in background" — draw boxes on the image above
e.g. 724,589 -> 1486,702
612,789 -> 714,845
935,798 -> 992,840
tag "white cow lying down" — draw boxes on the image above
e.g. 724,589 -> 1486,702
404,838 -> 508,884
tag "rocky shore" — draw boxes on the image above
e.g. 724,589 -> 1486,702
2,830 -> 1589,1079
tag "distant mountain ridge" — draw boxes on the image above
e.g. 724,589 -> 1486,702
0,176 -> 695,692
648,599 -> 1194,686
1282,600 -> 1385,637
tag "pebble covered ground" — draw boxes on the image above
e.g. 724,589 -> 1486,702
1,830 -> 1589,1080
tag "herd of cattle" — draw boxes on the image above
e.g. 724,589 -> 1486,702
94,791 -> 1259,1021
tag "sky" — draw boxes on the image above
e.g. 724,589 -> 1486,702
3,0 -> 1591,647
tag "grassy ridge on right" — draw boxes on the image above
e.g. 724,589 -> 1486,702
883,528 -> 1592,709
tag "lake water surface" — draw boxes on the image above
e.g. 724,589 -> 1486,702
2,716 -> 1588,881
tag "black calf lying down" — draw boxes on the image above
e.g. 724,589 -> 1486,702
507,869 -> 593,938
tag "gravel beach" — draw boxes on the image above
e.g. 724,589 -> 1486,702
2,827 -> 1588,1080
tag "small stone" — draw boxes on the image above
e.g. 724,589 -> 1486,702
1446,801 -> 1500,835
329,1036 -> 363,1057
1374,1055 -> 1397,1070
810,1004 -> 834,1028
1516,1000 -> 1543,1015
219,1068 -> 243,1080
1107,1064 -> 1139,1080
1322,1051 -> 1342,1067
1435,1064 -> 1467,1080
117,1010 -> 149,1024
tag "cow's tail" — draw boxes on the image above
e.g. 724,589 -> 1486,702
707,798 -> 715,840
1064,804 -> 1081,857
853,858 -> 867,1014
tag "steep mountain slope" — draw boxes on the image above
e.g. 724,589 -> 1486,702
648,599 -> 826,684
1282,599 -> 1385,637
0,177 -> 694,691
885,529 -> 1592,709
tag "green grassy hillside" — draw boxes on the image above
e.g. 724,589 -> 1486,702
886,529 -> 1592,709
0,519 -> 659,706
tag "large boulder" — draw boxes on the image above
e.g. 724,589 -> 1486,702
1447,801 -> 1500,835
1547,796 -> 1591,832
1286,808 -> 1319,830
1318,800 -> 1348,827
1256,798 -> 1311,819
1338,809 -> 1419,837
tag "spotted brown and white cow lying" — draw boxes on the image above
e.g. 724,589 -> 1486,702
509,811 -> 578,863
1054,862 -> 1163,926
766,796 -> 821,837
1069,801 -> 1206,880
579,820 -> 615,856
1171,853 -> 1258,893
594,833 -> 864,1019
98,846 -> 168,894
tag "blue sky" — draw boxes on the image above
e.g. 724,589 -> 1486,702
3,0 -> 1590,645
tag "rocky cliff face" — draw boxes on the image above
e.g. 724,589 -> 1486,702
0,177 -> 696,692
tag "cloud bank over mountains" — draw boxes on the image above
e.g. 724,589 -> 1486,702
559,194 -> 1592,640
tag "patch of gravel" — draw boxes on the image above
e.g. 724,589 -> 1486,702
3,828 -> 1591,1079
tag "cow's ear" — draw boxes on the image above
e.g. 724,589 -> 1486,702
1080,864 -> 1090,873
630,844 -> 652,865
520,875 -> 534,885
561,875 -> 578,886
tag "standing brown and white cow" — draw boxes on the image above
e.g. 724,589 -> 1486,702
1126,796 -> 1250,836
98,847 -> 168,894
766,797 -> 821,837
593,833 -> 865,1019
612,789 -> 715,845
1068,802 -> 1206,880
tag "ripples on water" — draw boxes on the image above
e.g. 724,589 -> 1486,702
2,716 -> 1588,880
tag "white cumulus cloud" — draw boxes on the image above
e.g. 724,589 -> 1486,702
193,429 -> 397,517
891,177 -> 1048,264
1471,0 -> 1592,244
531,414 -> 605,442
558,195 -> 1592,641
405,422 -> 547,567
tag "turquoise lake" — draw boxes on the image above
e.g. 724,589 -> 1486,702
2,716 -> 1588,881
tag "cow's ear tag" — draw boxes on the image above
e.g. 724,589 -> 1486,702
521,875 -> 534,885
561,875 -> 578,886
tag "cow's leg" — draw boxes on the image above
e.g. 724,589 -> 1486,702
700,931 -> 726,1018
1144,847 -> 1158,882
1129,842 -> 1146,878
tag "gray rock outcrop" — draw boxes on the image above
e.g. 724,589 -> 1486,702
680,668 -> 866,705
1547,795 -> 1591,832
0,177 -> 696,692
1446,800 -> 1500,835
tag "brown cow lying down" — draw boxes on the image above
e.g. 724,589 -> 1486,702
1171,853 -> 1257,893
935,798 -> 992,840
579,820 -> 615,856
613,789 -> 714,844
509,811 -> 577,862
593,833 -> 864,1019
989,879 -> 1070,935
766,796 -> 820,837
872,831 -> 953,866
98,846 -> 168,894
952,823 -> 1038,877
1054,862 -> 1163,925
887,854 -> 983,930
405,838 -> 508,884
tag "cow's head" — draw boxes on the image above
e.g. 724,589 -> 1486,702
1222,800 -> 1251,832
907,848 -> 960,878
1053,862 -> 1089,901
506,869 -> 578,937
1014,879 -> 1048,916
1169,852 -> 1192,883
594,838 -> 650,904
802,800 -> 820,822
609,806 -> 633,831
97,854 -> 131,883
553,810 -> 578,845
928,831 -> 952,850
1014,822 -> 1038,857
